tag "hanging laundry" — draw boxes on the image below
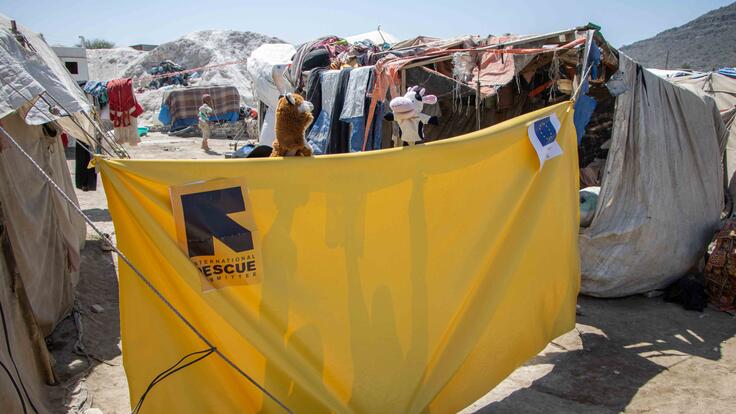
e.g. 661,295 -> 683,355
306,70 -> 340,154
107,78 -> 143,128
75,141 -> 97,191
340,66 -> 372,120
305,67 -> 327,134
108,78 -> 143,146
339,66 -> 373,153
365,102 -> 384,151
83,80 -> 108,106
327,68 -> 353,154
285,36 -> 341,90
573,79 -> 597,143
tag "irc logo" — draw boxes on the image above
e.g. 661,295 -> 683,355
170,178 -> 262,290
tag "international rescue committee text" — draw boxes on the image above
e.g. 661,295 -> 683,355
193,253 -> 258,283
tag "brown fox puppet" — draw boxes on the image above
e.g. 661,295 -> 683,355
271,93 -> 314,157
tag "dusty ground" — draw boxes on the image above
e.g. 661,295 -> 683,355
50,132 -> 736,413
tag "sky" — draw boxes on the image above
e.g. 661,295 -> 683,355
1,0 -> 733,48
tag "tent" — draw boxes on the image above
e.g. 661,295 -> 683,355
245,43 -> 296,146
0,15 -> 88,413
252,26 -> 725,296
579,57 -> 724,296
344,29 -> 399,46
655,70 -> 736,208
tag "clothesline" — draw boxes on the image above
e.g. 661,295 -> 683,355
419,66 -> 510,91
133,59 -> 248,82
361,37 -> 587,150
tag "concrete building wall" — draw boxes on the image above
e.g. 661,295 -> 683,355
51,46 -> 89,85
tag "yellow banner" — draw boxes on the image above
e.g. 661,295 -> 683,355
99,102 -> 580,413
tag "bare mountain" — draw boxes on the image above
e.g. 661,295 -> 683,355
620,2 -> 736,70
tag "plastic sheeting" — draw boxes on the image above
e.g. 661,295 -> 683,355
580,55 -> 725,297
98,102 -> 579,413
246,43 -> 296,144
0,15 -> 90,124
664,72 -> 736,203
247,44 -> 295,109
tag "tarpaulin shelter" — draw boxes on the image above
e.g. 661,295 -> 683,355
344,29 -> 399,47
245,43 -> 297,146
654,70 -> 736,208
0,15 -> 88,413
579,56 -> 725,296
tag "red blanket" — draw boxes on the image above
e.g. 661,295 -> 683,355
108,78 -> 143,127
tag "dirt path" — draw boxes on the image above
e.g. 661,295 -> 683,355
49,133 -> 232,413
50,133 -> 736,413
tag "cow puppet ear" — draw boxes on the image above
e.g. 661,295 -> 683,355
423,95 -> 438,104
285,93 -> 296,105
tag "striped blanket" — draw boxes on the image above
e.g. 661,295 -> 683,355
159,86 -> 240,129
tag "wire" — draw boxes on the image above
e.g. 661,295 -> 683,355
131,348 -> 215,414
0,359 -> 26,414
0,125 -> 293,414
0,298 -> 38,413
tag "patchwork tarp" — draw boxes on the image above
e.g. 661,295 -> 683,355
580,56 -> 725,297
158,86 -> 240,129
99,102 -> 579,413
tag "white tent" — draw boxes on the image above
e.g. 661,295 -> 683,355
0,15 -> 90,125
344,29 -> 399,45
0,15 -> 88,413
246,43 -> 296,146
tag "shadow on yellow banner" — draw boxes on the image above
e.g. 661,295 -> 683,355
98,101 -> 580,413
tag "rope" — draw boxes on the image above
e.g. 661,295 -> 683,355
133,59 -> 247,83
0,75 -> 128,159
0,126 -> 293,414
571,65 -> 593,103
39,91 -> 130,159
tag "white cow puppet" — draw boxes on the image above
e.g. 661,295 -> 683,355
384,86 -> 439,145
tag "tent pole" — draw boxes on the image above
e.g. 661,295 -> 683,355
476,78 -> 481,131
574,29 -> 595,99
394,69 -> 407,147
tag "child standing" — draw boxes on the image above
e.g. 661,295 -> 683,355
198,94 -> 214,151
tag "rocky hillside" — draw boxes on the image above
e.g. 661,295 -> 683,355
87,30 -> 285,126
620,2 -> 736,70
122,30 -> 283,96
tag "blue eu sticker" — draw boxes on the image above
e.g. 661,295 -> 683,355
533,117 -> 558,146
